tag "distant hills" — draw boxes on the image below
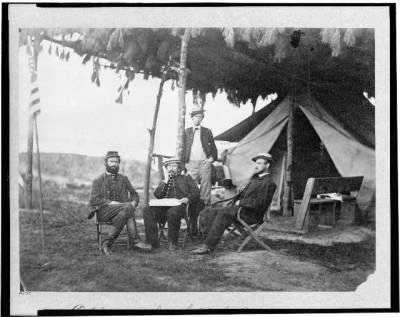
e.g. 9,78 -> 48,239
19,152 -> 159,188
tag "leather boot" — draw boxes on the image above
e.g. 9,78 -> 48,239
102,226 -> 121,255
127,217 -> 152,251
127,217 -> 141,244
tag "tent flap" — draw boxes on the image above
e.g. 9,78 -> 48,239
299,101 -> 375,212
227,96 -> 290,186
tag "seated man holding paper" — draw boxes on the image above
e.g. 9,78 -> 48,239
143,158 -> 200,251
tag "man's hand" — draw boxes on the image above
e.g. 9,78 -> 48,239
180,197 -> 189,204
206,157 -> 214,163
131,201 -> 138,208
109,201 -> 119,205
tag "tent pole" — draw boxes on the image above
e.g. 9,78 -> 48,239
283,91 -> 295,216
175,29 -> 191,161
143,76 -> 166,207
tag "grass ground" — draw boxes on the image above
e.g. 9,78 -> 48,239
19,182 -> 375,292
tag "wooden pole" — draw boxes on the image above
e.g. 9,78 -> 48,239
143,77 -> 166,207
157,157 -> 165,181
25,35 -> 39,209
282,91 -> 295,216
34,115 -> 45,256
175,29 -> 191,161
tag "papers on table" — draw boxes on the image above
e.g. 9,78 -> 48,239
149,198 -> 182,207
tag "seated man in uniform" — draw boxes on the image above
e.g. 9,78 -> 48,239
143,158 -> 200,251
89,151 -> 152,255
191,152 -> 276,255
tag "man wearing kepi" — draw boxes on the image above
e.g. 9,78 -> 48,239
191,153 -> 276,255
90,151 -> 152,255
183,106 -> 218,231
143,158 -> 200,251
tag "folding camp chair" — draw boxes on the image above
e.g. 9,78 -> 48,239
89,208 -> 131,251
211,185 -> 276,252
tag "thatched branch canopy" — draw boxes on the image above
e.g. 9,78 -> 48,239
19,27 -> 374,107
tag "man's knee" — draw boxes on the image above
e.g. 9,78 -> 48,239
167,206 -> 183,220
121,203 -> 135,218
199,206 -> 210,220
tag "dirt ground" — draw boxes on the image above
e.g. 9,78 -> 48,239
19,183 -> 375,292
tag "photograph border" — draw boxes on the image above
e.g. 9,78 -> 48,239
2,2 -> 399,315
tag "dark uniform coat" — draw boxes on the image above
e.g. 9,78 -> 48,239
235,173 -> 277,221
89,173 -> 139,209
154,174 -> 200,202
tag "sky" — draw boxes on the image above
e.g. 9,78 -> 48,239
18,41 -> 275,162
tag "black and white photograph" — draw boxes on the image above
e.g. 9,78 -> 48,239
6,3 -> 395,315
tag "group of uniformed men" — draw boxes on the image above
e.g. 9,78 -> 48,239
90,106 -> 276,255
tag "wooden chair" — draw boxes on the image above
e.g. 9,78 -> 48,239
295,176 -> 364,232
89,209 -> 131,251
158,204 -> 191,248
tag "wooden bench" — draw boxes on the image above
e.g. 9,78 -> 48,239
295,176 -> 364,232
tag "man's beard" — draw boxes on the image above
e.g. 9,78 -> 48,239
168,169 -> 180,177
106,165 -> 119,175
253,168 -> 266,176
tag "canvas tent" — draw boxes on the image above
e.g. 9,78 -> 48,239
215,93 -> 375,218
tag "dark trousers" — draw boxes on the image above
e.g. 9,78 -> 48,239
143,205 -> 187,246
199,206 -> 260,250
98,202 -> 135,231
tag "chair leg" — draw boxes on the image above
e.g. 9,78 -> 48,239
237,224 -> 265,252
236,220 -> 271,252
126,225 -> 131,250
158,223 -> 166,242
182,217 -> 190,249
97,224 -> 101,251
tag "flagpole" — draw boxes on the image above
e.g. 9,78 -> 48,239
34,114 -> 45,256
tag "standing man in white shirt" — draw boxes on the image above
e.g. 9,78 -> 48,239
183,106 -> 218,233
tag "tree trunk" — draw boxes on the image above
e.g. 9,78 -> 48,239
175,29 -> 191,161
282,93 -> 295,216
25,35 -> 39,209
143,77 -> 166,207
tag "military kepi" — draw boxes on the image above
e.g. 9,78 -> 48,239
105,151 -> 120,161
163,157 -> 182,167
251,152 -> 273,162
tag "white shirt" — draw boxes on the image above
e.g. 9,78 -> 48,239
190,126 -> 206,161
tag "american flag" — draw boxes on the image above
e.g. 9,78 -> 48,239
28,37 -> 40,116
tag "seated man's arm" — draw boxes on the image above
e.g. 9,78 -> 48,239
125,176 -> 140,207
154,181 -> 168,199
89,178 -> 111,208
